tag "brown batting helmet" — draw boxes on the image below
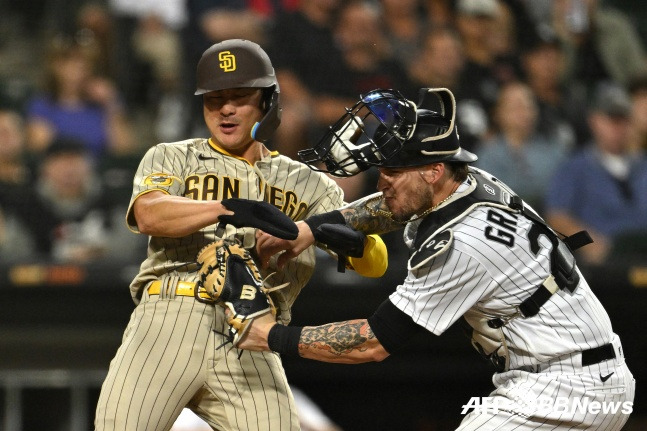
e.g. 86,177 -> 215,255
195,39 -> 281,142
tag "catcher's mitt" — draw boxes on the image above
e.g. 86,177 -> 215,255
196,239 -> 287,347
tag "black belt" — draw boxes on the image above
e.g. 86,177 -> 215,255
581,343 -> 616,366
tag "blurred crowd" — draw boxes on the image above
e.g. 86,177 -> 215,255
0,0 -> 646,267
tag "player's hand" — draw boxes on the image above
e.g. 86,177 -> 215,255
256,221 -> 315,269
231,311 -> 277,351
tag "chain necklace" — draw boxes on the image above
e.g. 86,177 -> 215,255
365,184 -> 459,224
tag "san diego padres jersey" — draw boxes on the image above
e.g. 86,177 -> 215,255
126,138 -> 344,323
390,174 -> 614,371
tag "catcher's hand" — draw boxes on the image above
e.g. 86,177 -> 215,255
196,239 -> 286,347
313,223 -> 366,258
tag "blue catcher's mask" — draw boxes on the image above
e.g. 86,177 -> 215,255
298,88 -> 475,177
298,89 -> 417,177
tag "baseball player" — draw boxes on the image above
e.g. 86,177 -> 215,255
238,88 -> 636,430
94,39 -> 386,430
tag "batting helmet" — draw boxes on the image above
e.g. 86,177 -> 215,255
195,39 -> 281,143
299,87 -> 476,177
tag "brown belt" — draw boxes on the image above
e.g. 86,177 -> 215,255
147,280 -> 211,300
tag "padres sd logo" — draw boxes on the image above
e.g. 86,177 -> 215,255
218,51 -> 236,72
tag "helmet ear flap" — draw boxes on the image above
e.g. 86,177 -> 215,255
251,88 -> 281,143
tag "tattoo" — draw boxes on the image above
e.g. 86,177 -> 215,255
299,320 -> 375,356
340,193 -> 401,234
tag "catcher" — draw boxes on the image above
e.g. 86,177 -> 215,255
238,87 -> 635,430
94,39 -> 387,431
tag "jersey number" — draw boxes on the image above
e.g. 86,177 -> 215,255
484,210 -> 518,247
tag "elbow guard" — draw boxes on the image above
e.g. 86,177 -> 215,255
347,234 -> 388,278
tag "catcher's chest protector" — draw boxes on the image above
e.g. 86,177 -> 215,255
409,168 -> 590,371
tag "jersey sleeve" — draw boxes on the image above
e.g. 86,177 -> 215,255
389,246 -> 496,336
125,143 -> 187,232
303,175 -> 345,217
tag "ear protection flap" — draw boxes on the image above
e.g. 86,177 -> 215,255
251,88 -> 282,143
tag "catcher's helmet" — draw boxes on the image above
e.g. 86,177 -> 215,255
195,39 -> 281,143
299,87 -> 476,177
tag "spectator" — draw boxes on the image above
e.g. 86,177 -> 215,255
0,109 -> 32,199
627,73 -> 647,152
24,38 -> 135,159
322,0 -> 415,201
475,81 -> 568,210
74,2 -> 116,81
266,0 -> 354,159
9,138 -> 146,263
453,1 -> 534,152
498,0 -> 544,51
422,0 -> 454,28
0,109 -> 34,262
520,24 -> 583,149
407,26 -> 471,165
0,205 -> 36,262
551,0 -> 647,100
330,1 -> 414,99
268,0 -> 414,161
379,0 -> 428,70
108,0 -> 188,141
407,26 -> 465,92
520,0 -> 552,28
487,0 -> 524,84
545,84 -> 647,265
453,0 -> 508,151
184,0 -> 270,53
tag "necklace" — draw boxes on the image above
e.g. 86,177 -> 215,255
365,183 -> 460,224
406,188 -> 457,222
431,190 -> 457,210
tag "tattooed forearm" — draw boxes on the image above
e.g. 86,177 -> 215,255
340,193 -> 401,234
299,319 -> 375,356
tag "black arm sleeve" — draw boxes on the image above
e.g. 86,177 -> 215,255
367,299 -> 426,354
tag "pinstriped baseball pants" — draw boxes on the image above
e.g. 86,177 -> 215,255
457,336 -> 635,430
95,288 -> 300,431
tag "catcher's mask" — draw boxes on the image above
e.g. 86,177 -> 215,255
299,88 -> 477,176
195,39 -> 281,143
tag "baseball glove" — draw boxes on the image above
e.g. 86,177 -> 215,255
196,239 -> 287,347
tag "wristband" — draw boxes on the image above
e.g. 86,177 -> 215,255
267,324 -> 303,356
304,210 -> 345,237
